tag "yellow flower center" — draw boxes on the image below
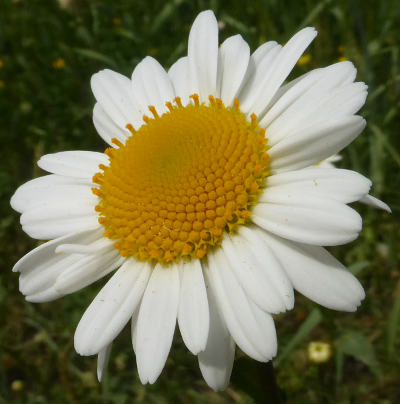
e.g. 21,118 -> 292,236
92,95 -> 270,264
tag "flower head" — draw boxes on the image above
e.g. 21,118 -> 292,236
11,10 -> 384,391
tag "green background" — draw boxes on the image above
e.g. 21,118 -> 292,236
0,0 -> 399,403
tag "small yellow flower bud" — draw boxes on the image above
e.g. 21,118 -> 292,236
307,341 -> 332,363
52,58 -> 66,69
297,53 -> 312,66
11,380 -> 24,392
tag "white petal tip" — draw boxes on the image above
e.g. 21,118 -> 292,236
10,193 -> 22,213
304,26 -> 318,35
75,348 -> 95,357
36,157 -> 45,170
74,338 -> 96,356
295,26 -> 318,43
360,194 -> 391,213
24,295 -> 39,303
138,368 -> 160,385
207,382 -> 230,392
197,10 -> 216,19
188,343 -> 207,356
138,373 -> 148,385
383,204 -> 392,214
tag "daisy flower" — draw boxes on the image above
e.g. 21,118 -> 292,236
11,10 -> 387,391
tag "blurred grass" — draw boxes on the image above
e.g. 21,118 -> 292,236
0,0 -> 399,403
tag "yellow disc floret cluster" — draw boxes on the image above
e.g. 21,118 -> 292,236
92,95 -> 270,264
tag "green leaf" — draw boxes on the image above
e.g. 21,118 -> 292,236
73,48 -> 117,68
150,0 -> 186,35
387,281 -> 400,356
276,308 -> 322,365
347,261 -> 370,275
336,331 -> 382,381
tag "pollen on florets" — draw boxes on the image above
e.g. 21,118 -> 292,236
92,95 -> 270,264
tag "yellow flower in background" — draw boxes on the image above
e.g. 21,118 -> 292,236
58,0 -> 74,9
11,380 -> 24,392
0,60 -> 4,68
113,17 -> 121,26
52,58 -> 66,69
297,53 -> 312,66
307,341 -> 332,363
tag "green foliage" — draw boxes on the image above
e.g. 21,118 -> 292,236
0,0 -> 399,403
276,308 -> 322,366
336,330 -> 381,381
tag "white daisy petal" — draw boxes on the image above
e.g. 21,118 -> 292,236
359,194 -> 391,212
93,103 -> 130,146
23,288 -> 66,304
19,252 -> 86,299
252,193 -> 362,246
91,69 -> 142,129
238,41 -> 281,112
263,168 -> 372,204
237,226 -> 294,310
257,229 -> 365,311
188,10 -> 218,101
131,56 -> 175,115
266,70 -> 316,112
16,184 -> 97,217
267,82 -> 367,147
14,229 -> 101,274
198,268 -> 235,392
268,115 -> 366,173
317,154 -> 343,168
11,175 -> 92,214
217,35 -> 250,106
177,259 -> 209,355
26,254 -> 122,303
251,41 -> 280,64
20,197 -> 99,240
247,299 -> 277,358
221,233 -> 292,313
38,151 -> 109,179
262,61 -> 358,134
206,248 -> 277,361
241,27 -> 317,117
136,264 -> 180,384
15,229 -> 101,300
260,68 -> 325,129
130,306 -> 140,354
21,217 -> 100,241
74,259 -> 151,356
324,82 -> 367,117
53,249 -> 123,295
168,57 -> 190,105
55,236 -> 113,254
97,343 -> 112,382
